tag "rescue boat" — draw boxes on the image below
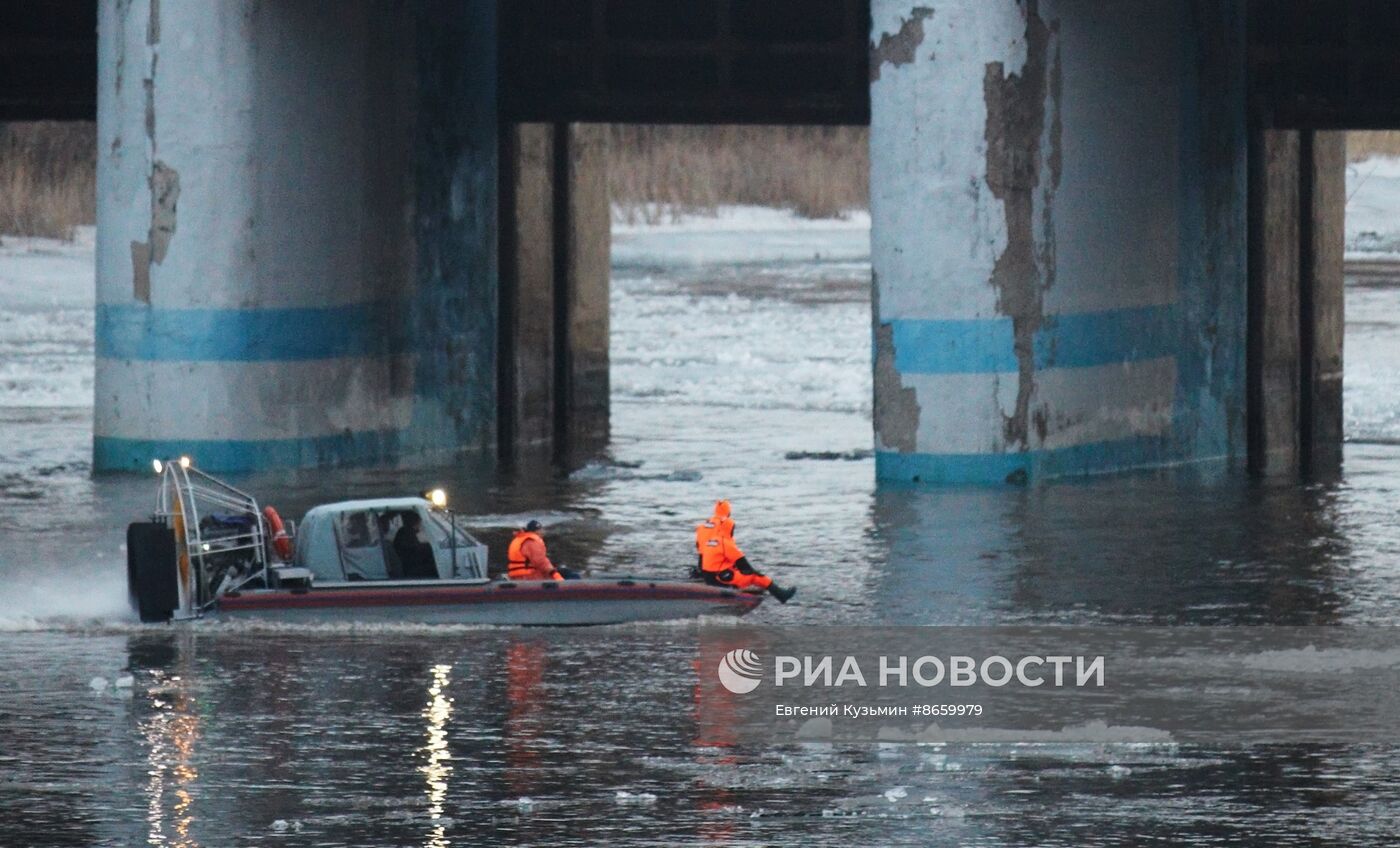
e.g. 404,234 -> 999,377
125,459 -> 763,626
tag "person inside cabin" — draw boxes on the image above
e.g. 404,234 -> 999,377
378,513 -> 404,579
344,511 -> 375,548
695,500 -> 796,603
392,511 -> 440,579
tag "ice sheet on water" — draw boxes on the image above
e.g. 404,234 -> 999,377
569,461 -> 703,482
612,204 -> 869,235
460,510 -> 588,530
784,449 -> 873,461
0,228 -> 95,409
1349,158 -> 1400,253
0,228 -> 95,308
611,205 -> 869,269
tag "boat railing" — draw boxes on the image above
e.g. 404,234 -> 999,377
153,459 -> 269,616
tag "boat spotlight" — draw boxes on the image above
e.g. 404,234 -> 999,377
425,488 -> 448,509
178,456 -> 192,469
152,459 -> 164,474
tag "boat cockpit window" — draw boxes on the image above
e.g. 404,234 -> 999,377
298,502 -> 487,583
342,511 -> 377,548
335,510 -> 390,581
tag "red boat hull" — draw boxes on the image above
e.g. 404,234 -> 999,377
214,578 -> 763,625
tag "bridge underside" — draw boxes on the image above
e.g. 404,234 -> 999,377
5,0 -> 1396,480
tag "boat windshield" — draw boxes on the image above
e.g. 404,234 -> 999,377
422,510 -> 488,579
424,511 -> 475,547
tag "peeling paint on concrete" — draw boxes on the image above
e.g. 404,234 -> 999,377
129,241 -> 151,303
142,74 -> 154,141
129,161 -> 178,303
113,0 -> 130,94
870,6 -> 933,82
983,0 -> 1058,450
146,0 -> 160,45
128,0 -> 170,307
148,161 -> 179,263
871,277 -> 920,452
870,1 -> 1247,483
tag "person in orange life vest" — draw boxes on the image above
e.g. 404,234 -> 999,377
507,520 -> 567,581
695,500 -> 796,603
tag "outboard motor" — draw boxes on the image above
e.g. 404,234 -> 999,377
126,522 -> 179,623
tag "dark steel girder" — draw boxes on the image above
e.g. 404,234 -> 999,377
499,0 -> 872,125
7,1 -> 1400,130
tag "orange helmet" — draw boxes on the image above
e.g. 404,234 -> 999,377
713,500 -> 731,519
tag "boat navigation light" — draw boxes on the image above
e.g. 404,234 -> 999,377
178,456 -> 192,469
152,459 -> 164,474
425,488 -> 448,509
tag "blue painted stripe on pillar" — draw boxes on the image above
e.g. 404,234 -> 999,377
875,434 -> 1204,485
96,302 -> 397,362
888,317 -> 1017,373
889,304 -> 1181,374
94,430 -> 411,473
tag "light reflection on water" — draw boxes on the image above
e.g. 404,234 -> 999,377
142,664 -> 199,847
421,663 -> 453,848
1,244 -> 1400,844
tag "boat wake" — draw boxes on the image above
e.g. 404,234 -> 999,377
0,570 -> 133,632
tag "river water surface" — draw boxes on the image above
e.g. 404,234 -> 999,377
2,217 -> 1400,845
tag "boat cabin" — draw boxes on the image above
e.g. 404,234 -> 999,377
293,498 -> 488,582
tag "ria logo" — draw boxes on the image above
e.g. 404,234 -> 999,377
717,649 -> 763,694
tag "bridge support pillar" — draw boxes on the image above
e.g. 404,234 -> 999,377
870,0 -> 1248,483
94,0 -> 498,472
1247,129 -> 1345,477
498,123 -> 610,466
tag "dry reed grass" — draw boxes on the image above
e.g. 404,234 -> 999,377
607,124 -> 868,223
11,123 -> 1392,237
0,122 -> 96,240
1347,131 -> 1400,162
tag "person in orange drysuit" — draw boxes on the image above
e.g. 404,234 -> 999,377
695,500 -> 796,603
507,520 -> 565,581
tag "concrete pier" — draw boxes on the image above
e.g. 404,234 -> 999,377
1247,129 -> 1346,477
65,0 -> 1353,480
93,0 -> 497,472
497,123 -> 610,465
869,0 -> 1249,484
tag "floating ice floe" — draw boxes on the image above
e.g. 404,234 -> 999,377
89,676 -> 107,692
883,786 -> 908,803
114,674 -> 134,688
614,790 -> 658,805
1107,765 -> 1133,779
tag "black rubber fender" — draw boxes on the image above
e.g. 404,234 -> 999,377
127,522 -> 179,623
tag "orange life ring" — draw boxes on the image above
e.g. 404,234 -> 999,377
263,506 -> 294,561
